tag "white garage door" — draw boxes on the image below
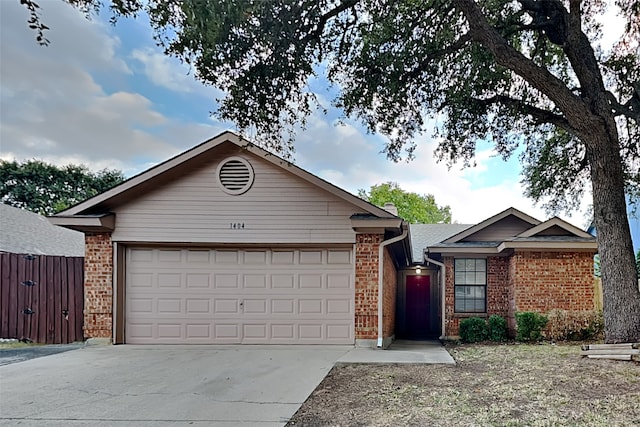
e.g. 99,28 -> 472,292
125,247 -> 354,344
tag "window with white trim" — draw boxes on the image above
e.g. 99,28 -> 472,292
454,258 -> 486,313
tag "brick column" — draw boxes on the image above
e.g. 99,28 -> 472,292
382,248 -> 397,338
84,233 -> 113,340
443,257 -> 457,337
354,233 -> 383,340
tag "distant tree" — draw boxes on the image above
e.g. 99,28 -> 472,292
358,182 -> 451,224
0,160 -> 125,215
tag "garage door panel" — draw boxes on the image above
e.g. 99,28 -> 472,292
126,247 -> 354,344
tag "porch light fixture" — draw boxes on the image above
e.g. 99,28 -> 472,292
415,266 -> 422,274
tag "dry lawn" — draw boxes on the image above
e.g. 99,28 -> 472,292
287,343 -> 640,427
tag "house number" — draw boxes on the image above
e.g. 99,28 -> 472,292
230,222 -> 245,229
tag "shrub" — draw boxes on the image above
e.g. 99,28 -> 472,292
459,317 -> 488,343
546,310 -> 604,341
487,315 -> 508,342
515,312 -> 548,342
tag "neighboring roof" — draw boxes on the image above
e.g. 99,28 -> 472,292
409,223 -> 472,263
0,204 -> 84,257
51,131 -> 398,229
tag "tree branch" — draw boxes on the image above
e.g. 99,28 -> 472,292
399,32 -> 473,84
301,0 -> 361,44
476,95 -> 575,132
453,0 -> 594,129
608,86 -> 640,122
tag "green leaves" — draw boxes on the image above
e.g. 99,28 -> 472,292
0,160 -> 125,215
358,182 -> 451,224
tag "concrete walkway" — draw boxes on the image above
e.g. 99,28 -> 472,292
339,340 -> 456,364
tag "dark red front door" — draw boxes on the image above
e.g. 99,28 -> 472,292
405,275 -> 431,338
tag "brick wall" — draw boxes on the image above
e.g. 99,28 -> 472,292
443,257 -> 457,336
354,233 -> 383,339
510,251 -> 596,313
487,256 -> 509,317
444,255 -> 528,337
84,233 -> 113,339
382,247 -> 397,338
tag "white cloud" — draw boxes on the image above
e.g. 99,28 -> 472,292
0,0 -> 225,175
131,48 -> 196,93
292,108 -> 590,225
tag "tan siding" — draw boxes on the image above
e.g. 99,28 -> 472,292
461,216 -> 533,242
112,147 -> 365,244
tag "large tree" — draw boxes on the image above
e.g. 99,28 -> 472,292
23,1 -> 640,342
0,159 -> 125,215
358,182 -> 452,224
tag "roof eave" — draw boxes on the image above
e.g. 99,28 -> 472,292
498,241 -> 598,251
350,217 -> 404,232
48,214 -> 115,233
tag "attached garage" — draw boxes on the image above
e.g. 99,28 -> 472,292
51,131 -> 409,347
125,247 -> 354,344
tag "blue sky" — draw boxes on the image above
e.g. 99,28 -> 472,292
1,0 -> 638,245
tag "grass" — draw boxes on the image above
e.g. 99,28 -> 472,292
287,343 -> 640,426
0,341 -> 41,349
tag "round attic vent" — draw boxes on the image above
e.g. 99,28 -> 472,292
216,157 -> 254,195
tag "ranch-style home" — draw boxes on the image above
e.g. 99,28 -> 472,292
50,131 -> 598,346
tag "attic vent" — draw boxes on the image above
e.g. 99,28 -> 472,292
216,157 -> 254,195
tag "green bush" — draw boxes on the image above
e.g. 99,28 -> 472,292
515,312 -> 548,342
488,315 -> 508,342
459,317 -> 488,343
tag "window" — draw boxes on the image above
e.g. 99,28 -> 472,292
454,258 -> 486,313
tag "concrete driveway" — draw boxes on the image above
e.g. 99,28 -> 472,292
0,345 -> 352,426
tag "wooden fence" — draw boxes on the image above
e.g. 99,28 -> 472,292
0,253 -> 84,344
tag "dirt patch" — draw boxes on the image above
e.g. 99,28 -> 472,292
287,343 -> 640,426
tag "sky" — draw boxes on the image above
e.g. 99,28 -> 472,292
0,0 -> 635,236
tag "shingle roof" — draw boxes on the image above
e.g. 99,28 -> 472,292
0,204 -> 84,257
408,223 -> 473,263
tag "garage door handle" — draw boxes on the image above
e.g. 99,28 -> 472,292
239,301 -> 244,307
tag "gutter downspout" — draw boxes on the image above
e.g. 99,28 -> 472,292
377,223 -> 409,348
424,254 -> 446,340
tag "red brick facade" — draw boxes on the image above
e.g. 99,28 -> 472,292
354,233 -> 383,340
84,233 -> 113,339
82,230 -> 397,344
507,251 -> 595,335
444,251 -> 596,337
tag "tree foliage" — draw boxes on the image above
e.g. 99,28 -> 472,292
24,0 -> 640,341
358,182 -> 451,224
0,159 -> 125,215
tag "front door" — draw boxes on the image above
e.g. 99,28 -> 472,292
405,275 -> 431,338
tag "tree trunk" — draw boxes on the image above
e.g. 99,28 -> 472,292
587,130 -> 640,343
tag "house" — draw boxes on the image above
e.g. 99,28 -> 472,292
0,203 -> 84,343
0,203 -> 84,257
50,132 -> 598,345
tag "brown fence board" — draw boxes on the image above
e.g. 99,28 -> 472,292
17,255 -> 27,340
46,257 -> 55,343
1,254 -> 11,337
7,254 -> 18,340
28,255 -> 41,342
53,257 -> 61,343
74,258 -> 84,341
38,255 -> 47,343
67,259 -> 76,343
0,253 -> 84,344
